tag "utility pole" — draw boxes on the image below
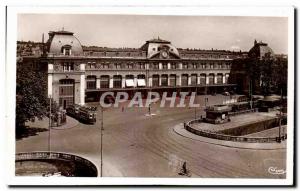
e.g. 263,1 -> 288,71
48,96 -> 52,152
100,106 -> 104,177
146,64 -> 152,116
249,79 -> 253,109
278,88 -> 283,143
194,86 -> 197,120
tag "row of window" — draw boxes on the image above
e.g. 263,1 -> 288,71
85,51 -> 235,58
59,62 -> 231,72
85,74 -> 229,89
85,62 -> 231,70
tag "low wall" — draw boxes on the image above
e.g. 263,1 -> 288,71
16,152 -> 98,177
220,117 -> 287,136
185,118 -> 287,143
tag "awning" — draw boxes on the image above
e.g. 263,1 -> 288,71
125,79 -> 134,87
137,79 -> 146,87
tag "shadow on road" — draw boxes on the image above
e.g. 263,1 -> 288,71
16,126 -> 48,141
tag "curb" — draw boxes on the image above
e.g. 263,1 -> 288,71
51,116 -> 79,130
173,124 -> 286,150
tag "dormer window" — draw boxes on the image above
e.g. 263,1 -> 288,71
61,45 -> 72,56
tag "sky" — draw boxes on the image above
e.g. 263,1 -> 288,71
18,14 -> 288,54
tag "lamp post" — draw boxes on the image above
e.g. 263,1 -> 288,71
194,86 -> 197,120
48,96 -> 52,152
278,88 -> 283,143
146,64 -> 152,116
100,105 -> 104,177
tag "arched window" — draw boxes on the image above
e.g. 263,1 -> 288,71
181,74 -> 188,86
152,75 -> 159,87
86,75 -> 96,89
137,75 -> 146,87
113,75 -> 122,88
200,74 -> 206,85
100,75 -> 109,88
125,75 -> 134,88
225,74 -> 230,84
191,74 -> 197,85
217,73 -> 223,84
61,45 -> 72,56
208,74 -> 214,85
161,74 -> 168,86
169,74 -> 176,87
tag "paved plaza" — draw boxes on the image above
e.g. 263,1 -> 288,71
16,95 -> 286,178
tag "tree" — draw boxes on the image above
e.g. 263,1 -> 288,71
16,62 -> 48,131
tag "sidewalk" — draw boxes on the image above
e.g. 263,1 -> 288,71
52,116 -> 79,130
173,124 -> 286,150
25,116 -> 79,130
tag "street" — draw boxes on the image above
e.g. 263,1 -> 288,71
16,95 -> 286,178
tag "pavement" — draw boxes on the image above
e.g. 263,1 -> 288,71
51,116 -> 79,130
16,94 -> 287,178
26,116 -> 79,130
173,123 -> 286,150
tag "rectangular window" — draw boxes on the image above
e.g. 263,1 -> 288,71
61,62 -> 74,72
153,63 -> 159,69
171,63 -> 176,69
113,80 -> 122,88
86,81 -> 96,89
191,75 -> 197,85
139,63 -> 145,69
162,64 -> 168,69
100,77 -> 109,88
152,76 -> 159,87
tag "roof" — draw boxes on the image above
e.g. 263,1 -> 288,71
47,30 -> 83,55
141,38 -> 180,59
146,38 -> 171,44
248,40 -> 274,59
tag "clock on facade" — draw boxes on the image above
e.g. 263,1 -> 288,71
161,51 -> 168,58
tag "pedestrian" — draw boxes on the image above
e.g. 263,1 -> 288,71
122,106 -> 125,112
182,161 -> 187,174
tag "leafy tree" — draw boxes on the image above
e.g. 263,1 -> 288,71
16,63 -> 48,131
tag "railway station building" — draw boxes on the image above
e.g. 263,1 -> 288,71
20,30 -> 277,109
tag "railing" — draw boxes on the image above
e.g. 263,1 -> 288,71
184,118 -> 287,143
228,109 -> 257,117
16,152 -> 98,176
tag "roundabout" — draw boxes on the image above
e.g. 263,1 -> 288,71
174,123 -> 286,150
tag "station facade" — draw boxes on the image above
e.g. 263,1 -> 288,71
21,30 -> 255,108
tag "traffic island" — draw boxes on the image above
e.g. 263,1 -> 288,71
174,109 -> 287,149
173,124 -> 286,150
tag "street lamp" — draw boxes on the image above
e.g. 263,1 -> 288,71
277,88 -> 283,143
100,105 -> 104,177
194,86 -> 197,120
48,96 -> 52,152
